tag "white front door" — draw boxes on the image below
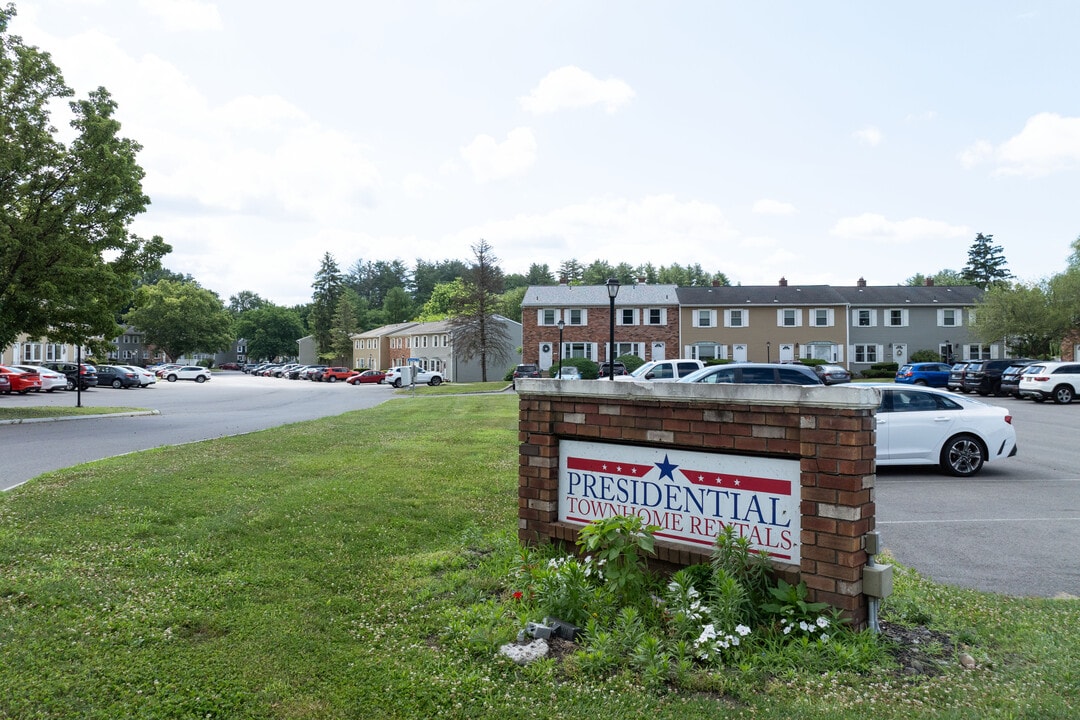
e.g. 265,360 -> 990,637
733,344 -> 748,362
779,344 -> 795,362
652,342 -> 666,361
892,344 -> 907,365
539,343 -> 554,371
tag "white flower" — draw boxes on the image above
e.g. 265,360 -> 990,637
730,636 -> 740,646
696,624 -> 717,644
816,616 -> 830,629
820,633 -> 830,643
687,586 -> 700,598
667,581 -> 680,593
799,621 -> 810,632
783,624 -> 793,635
735,624 -> 751,636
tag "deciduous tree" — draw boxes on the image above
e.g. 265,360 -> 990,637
0,6 -> 169,349
234,304 -> 305,362
125,280 -> 233,362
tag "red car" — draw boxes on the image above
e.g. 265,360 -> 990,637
319,367 -> 358,383
0,374 -> 9,393
0,365 -> 43,394
346,369 -> 387,385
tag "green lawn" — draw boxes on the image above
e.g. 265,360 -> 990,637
0,394 -> 1076,719
0,405 -> 146,421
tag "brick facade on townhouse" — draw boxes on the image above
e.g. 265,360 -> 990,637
517,381 -> 879,629
522,282 -> 681,371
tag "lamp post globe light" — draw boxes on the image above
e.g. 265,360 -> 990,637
606,277 -> 620,381
557,318 -> 565,371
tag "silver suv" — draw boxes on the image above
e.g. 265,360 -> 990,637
1018,361 -> 1080,404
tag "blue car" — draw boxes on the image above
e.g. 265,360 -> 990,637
895,362 -> 952,387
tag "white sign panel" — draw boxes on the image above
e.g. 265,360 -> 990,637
559,440 -> 800,563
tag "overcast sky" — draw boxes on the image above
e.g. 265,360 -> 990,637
12,1 -> 1080,306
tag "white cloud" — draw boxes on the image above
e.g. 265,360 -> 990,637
519,65 -> 635,114
460,127 -> 537,183
137,0 -> 223,31
831,213 -> 969,245
961,113 -> 1080,177
853,125 -> 883,146
752,199 -> 796,215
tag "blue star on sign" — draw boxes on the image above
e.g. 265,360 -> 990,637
655,454 -> 678,481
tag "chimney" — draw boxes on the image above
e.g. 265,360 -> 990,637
857,277 -> 867,288
637,277 -> 646,285
711,280 -> 721,287
925,277 -> 935,287
779,277 -> 788,287
559,276 -> 568,286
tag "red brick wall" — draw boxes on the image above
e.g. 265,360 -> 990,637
517,382 -> 878,629
521,305 -> 680,366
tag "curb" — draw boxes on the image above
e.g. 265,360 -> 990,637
0,410 -> 160,425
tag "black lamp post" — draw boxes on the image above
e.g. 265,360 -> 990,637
766,341 -> 771,363
557,319 -> 565,368
606,277 -> 620,381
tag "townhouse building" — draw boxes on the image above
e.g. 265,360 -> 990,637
351,322 -> 420,371
520,278 -> 1000,376
836,279 -> 993,371
677,283 -> 849,364
521,281 -> 680,371
383,316 -> 522,382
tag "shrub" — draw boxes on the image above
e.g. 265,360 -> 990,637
909,349 -> 944,363
552,357 -> 599,380
616,354 -> 645,374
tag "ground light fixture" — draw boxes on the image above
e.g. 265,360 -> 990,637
606,277 -> 620,381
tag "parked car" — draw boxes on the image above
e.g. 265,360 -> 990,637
11,365 -> 67,392
154,364 -> 183,378
678,362 -> 824,385
298,365 -> 327,380
1018,361 -> 1080,404
218,362 -> 242,370
614,359 -> 704,382
319,367 -> 358,383
42,362 -> 98,390
961,358 -> 1034,396
117,365 -> 156,387
871,384 -> 1017,476
554,366 -> 582,380
96,364 -> 141,388
999,360 -> 1039,398
597,361 -> 629,378
347,369 -> 387,385
0,374 -> 9,393
511,364 -> 542,388
0,365 -> 42,394
946,362 -> 970,392
895,362 -> 953,388
812,364 -> 852,385
384,365 -> 444,388
163,366 -> 211,383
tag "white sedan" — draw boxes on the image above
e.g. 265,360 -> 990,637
120,365 -> 157,387
872,384 -> 1017,476
12,365 -> 67,392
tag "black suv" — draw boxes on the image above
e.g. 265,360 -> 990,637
597,361 -> 628,378
511,364 -> 541,389
962,358 -> 1034,396
42,362 -> 98,391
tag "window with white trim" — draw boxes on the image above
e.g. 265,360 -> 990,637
645,308 -> 666,325
566,342 -> 595,360
566,309 -> 587,325
539,308 -> 558,326
967,344 -> 991,360
853,344 -> 879,363
692,343 -> 726,361
777,308 -> 801,327
613,342 -> 643,359
852,309 -> 876,327
618,308 -> 638,325
938,308 -> 961,327
886,308 -> 908,327
693,309 -> 716,328
811,308 -> 833,327
724,309 -> 747,327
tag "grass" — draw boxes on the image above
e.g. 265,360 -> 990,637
394,380 -> 509,395
1,393 -> 1077,719
0,405 -> 146,421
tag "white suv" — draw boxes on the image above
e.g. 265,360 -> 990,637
384,365 -> 444,388
615,359 -> 705,382
1018,361 -> 1080,404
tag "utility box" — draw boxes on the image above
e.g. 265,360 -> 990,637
863,563 -> 894,598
